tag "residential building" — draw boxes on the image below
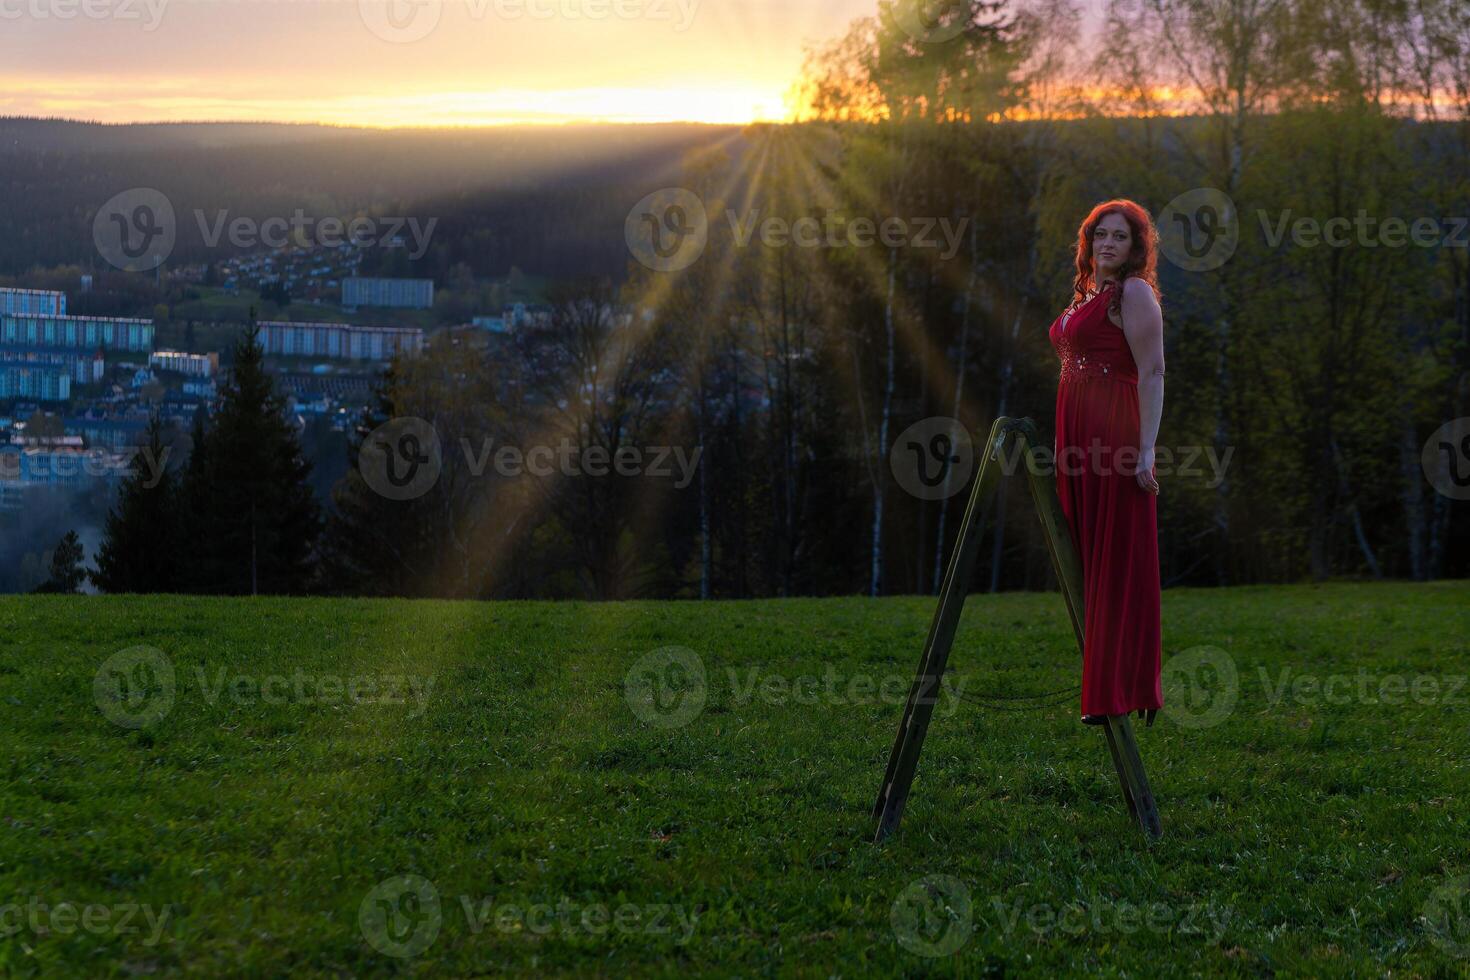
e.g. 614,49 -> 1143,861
278,372 -> 373,403
150,350 -> 218,378
342,277 -> 434,310
256,320 -> 423,362
0,348 -> 104,384
0,363 -> 71,401
0,313 -> 154,352
0,287 -> 66,317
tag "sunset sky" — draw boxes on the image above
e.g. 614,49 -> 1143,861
1,0 -> 1105,127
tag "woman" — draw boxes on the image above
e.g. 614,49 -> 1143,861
1047,199 -> 1165,726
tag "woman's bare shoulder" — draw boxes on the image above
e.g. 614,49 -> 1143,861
1121,276 -> 1161,304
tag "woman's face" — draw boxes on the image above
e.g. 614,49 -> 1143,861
1091,211 -> 1132,278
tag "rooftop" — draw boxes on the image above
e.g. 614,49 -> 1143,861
0,312 -> 154,324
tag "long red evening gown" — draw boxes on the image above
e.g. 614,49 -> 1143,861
1047,279 -> 1163,720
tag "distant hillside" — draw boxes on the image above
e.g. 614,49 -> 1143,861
0,118 -> 377,152
0,119 -> 750,280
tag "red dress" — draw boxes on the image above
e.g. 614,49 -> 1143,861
1047,281 -> 1163,719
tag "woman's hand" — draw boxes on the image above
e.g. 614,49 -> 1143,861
1136,445 -> 1160,494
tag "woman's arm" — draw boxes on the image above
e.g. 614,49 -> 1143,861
1120,278 -> 1164,493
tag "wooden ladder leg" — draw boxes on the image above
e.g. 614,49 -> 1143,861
1015,416 -> 1164,842
1102,721 -> 1139,824
1017,417 -> 1086,654
871,418 -> 1011,843
1105,714 -> 1162,839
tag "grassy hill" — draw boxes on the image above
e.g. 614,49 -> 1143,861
1,582 -> 1467,976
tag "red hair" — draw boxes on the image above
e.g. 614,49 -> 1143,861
1070,199 -> 1162,317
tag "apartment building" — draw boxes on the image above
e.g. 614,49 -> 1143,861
0,287 -> 66,317
0,313 -> 154,352
342,277 -> 434,310
150,350 -> 219,378
256,320 -> 423,362
0,363 -> 71,401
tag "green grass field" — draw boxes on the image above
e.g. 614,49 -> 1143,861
2,582 -> 1468,976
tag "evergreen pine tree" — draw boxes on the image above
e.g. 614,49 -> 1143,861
323,365 -> 437,596
177,404 -> 215,587
93,417 -> 179,593
35,530 -> 87,594
184,323 -> 321,594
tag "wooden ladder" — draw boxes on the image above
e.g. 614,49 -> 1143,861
871,416 -> 1162,843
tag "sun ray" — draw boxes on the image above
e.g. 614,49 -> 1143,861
409,128 -> 767,598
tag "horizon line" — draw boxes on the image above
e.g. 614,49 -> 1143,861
0,114 -> 764,130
